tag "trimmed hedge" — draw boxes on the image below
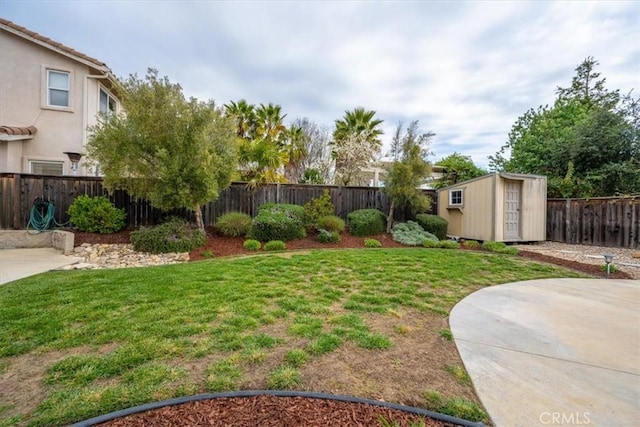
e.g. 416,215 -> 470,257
316,229 -> 341,243
415,214 -> 448,241
130,219 -> 205,253
248,203 -> 306,242
347,209 -> 386,236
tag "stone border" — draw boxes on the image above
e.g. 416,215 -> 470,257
0,230 -> 74,254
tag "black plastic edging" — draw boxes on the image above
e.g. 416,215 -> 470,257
71,390 -> 485,427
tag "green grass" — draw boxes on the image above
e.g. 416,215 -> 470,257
0,249 -> 583,425
445,364 -> 472,386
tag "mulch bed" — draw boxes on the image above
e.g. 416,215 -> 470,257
99,394 -> 457,427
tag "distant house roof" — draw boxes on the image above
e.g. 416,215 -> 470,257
0,125 -> 37,141
0,18 -> 114,76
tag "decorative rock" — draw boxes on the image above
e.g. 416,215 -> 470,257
67,244 -> 189,270
633,252 -> 640,259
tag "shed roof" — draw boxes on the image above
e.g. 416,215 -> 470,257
436,172 -> 547,192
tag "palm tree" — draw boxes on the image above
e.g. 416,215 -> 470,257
332,107 -> 384,185
333,107 -> 384,148
283,126 -> 308,183
255,103 -> 287,142
224,99 -> 256,139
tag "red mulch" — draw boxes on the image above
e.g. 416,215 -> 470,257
70,227 -> 632,279
99,395 -> 456,427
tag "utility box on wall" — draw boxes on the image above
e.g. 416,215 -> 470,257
437,173 -> 547,242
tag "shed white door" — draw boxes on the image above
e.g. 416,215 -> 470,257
504,181 -> 520,240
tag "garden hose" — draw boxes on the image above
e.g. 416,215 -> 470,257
26,197 -> 67,233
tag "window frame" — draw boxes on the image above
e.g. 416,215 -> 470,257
29,160 -> 65,176
42,66 -> 73,111
99,87 -> 117,116
449,189 -> 463,207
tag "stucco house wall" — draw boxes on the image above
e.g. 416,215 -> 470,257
0,18 -> 120,176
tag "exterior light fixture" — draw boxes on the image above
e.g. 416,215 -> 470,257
64,152 -> 82,176
603,253 -> 614,278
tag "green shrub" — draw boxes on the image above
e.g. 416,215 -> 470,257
422,240 -> 439,248
303,190 -> 335,230
264,240 -> 286,251
415,214 -> 448,240
316,229 -> 340,243
463,240 -> 480,249
437,240 -> 460,249
130,218 -> 205,253
347,209 -> 386,236
482,241 -> 519,255
392,221 -> 438,246
316,215 -> 345,233
67,195 -> 126,234
248,203 -> 306,242
216,212 -> 252,237
243,239 -> 261,251
500,246 -> 520,255
364,238 -> 382,248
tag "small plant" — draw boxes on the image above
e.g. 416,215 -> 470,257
440,398 -> 487,422
438,329 -> 453,341
200,249 -> 214,258
415,214 -> 448,240
67,195 -> 126,234
364,238 -> 382,248
130,218 -> 205,253
264,240 -> 286,251
483,241 -> 519,255
267,366 -> 301,389
215,212 -> 252,237
347,209 -> 386,236
392,221 -> 438,246
247,203 -> 306,242
482,241 -> 506,252
445,364 -> 471,385
600,264 -> 618,273
316,215 -> 345,233
378,416 -> 426,427
284,349 -> 308,368
437,240 -> 460,249
422,239 -> 439,248
303,190 -> 335,230
243,239 -> 261,251
463,240 -> 480,249
316,228 -> 340,243
422,389 -> 443,409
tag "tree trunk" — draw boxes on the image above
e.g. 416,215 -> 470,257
386,200 -> 394,233
194,204 -> 205,233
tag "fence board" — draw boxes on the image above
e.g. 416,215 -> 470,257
0,174 -> 437,232
547,197 -> 639,248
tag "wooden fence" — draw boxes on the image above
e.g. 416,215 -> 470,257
0,173 -> 436,230
547,197 -> 639,248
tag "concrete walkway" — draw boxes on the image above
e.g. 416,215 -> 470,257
0,248 -> 81,285
450,278 -> 639,427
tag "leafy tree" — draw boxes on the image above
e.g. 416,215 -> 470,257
293,117 -> 334,184
489,57 -> 639,197
87,69 -> 237,232
331,107 -> 384,185
383,121 -> 434,232
434,152 -> 486,188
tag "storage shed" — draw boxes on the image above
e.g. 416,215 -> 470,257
437,173 -> 547,242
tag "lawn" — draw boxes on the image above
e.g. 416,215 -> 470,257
0,248 -> 585,426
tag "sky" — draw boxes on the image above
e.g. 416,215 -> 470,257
1,0 -> 639,168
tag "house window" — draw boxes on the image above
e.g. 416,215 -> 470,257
99,88 -> 116,115
47,70 -> 70,107
30,160 -> 64,176
449,189 -> 463,206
